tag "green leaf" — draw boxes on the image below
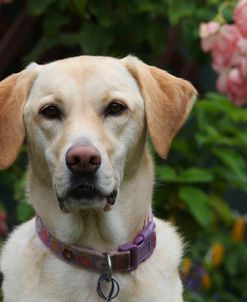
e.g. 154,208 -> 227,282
88,0 -> 114,27
236,132 -> 247,146
179,186 -> 212,226
156,165 -> 178,182
203,125 -> 221,140
180,168 -> 214,183
222,5 -> 234,23
209,196 -> 234,225
171,137 -> 190,153
213,167 -> 247,190
156,166 -> 214,183
73,0 -> 87,16
136,1 -> 164,14
213,149 -> 247,180
27,0 -> 57,16
198,96 -> 234,114
167,0 -> 196,25
14,172 -> 26,202
184,291 -> 206,302
58,32 -> 82,47
16,202 -> 35,223
230,110 -> 247,123
43,11 -> 70,36
79,24 -> 113,54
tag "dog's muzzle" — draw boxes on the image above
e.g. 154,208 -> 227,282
56,143 -> 117,212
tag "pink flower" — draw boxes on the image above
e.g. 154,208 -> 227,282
237,37 -> 247,54
238,56 -> 247,78
216,71 -> 229,94
199,1 -> 247,106
211,25 -> 241,72
234,0 -> 247,37
199,21 -> 220,52
226,68 -> 247,106
216,56 -> 247,106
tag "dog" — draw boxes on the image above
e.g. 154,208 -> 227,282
0,55 -> 196,302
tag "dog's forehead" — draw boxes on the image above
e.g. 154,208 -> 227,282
31,56 -> 140,99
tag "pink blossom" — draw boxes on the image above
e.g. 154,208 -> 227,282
234,0 -> 247,37
237,37 -> 247,54
211,25 -> 241,72
199,1 -> 247,106
199,21 -> 220,52
216,71 -> 229,94
226,68 -> 247,106
227,37 -> 247,78
238,56 -> 247,78
200,21 -> 220,38
216,58 -> 247,106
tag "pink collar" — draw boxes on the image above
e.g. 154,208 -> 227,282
35,214 -> 156,273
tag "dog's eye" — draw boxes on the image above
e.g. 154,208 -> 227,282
40,105 -> 62,119
104,102 -> 127,116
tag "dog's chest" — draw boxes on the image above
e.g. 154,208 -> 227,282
26,246 -> 182,302
1,219 -> 183,302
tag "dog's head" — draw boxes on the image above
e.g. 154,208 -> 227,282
0,56 -> 196,212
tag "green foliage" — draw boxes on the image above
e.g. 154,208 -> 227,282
179,186 -> 212,227
154,94 -> 247,233
23,0 -> 225,64
183,227 -> 247,301
0,148 -> 34,225
154,93 -> 247,300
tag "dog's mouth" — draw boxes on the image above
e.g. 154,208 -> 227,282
69,184 -> 100,200
57,184 -> 117,212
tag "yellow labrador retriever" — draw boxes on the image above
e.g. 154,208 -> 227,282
0,56 -> 196,302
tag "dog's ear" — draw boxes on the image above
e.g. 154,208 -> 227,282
122,56 -> 197,158
0,64 -> 39,169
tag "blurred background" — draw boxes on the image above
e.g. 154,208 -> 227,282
0,0 -> 247,301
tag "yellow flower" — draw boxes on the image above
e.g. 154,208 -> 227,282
211,242 -> 224,267
231,216 -> 245,243
201,271 -> 212,290
181,257 -> 192,275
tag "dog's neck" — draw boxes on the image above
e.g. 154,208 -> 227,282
27,150 -> 154,251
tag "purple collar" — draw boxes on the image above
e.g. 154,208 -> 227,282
35,214 -> 156,273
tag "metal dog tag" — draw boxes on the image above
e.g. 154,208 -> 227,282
97,273 -> 120,301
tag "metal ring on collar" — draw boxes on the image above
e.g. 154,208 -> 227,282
104,253 -> 112,281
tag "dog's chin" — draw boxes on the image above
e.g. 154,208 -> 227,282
57,187 -> 117,213
61,197 -> 107,213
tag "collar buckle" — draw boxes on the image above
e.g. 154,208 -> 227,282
118,221 -> 156,271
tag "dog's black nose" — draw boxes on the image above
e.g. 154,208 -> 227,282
66,145 -> 101,174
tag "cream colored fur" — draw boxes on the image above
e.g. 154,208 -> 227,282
0,56 -> 197,302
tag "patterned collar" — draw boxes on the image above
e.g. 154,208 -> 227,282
35,213 -> 156,273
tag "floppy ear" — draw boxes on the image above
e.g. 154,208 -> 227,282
122,56 -> 197,158
0,66 -> 39,169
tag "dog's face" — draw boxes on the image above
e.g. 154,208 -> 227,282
0,56 -> 197,212
23,57 -> 146,211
